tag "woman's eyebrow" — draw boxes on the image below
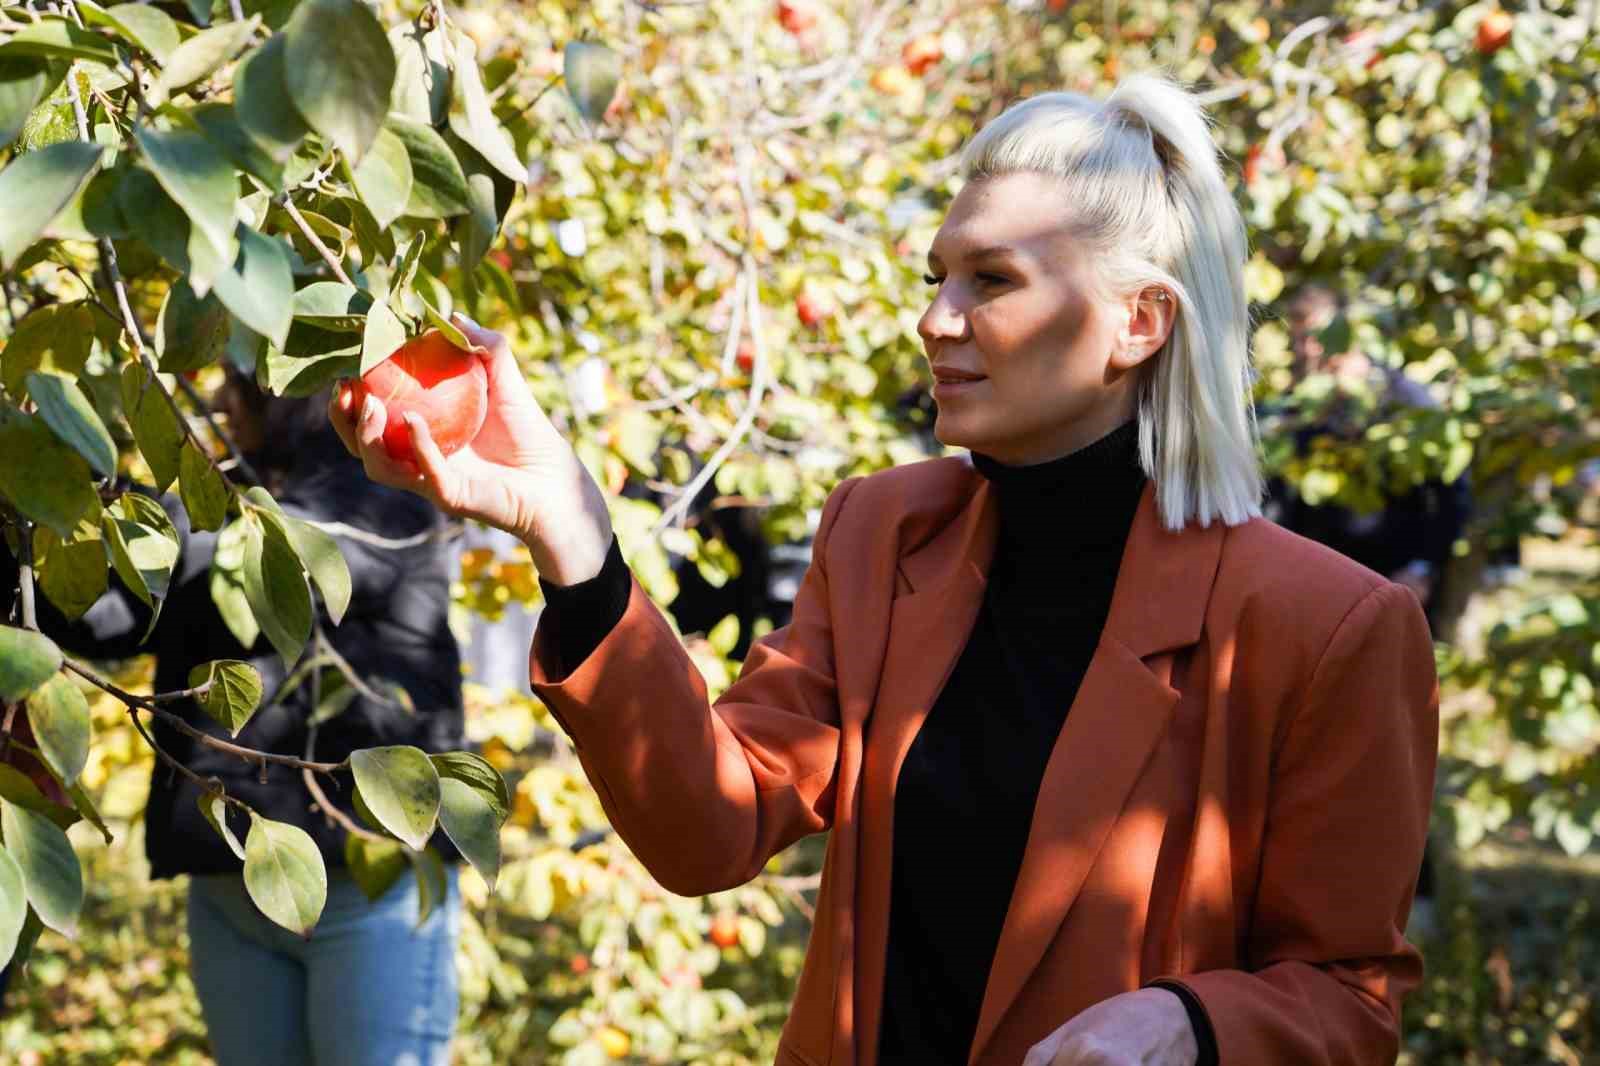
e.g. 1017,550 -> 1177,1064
926,245 -> 1022,268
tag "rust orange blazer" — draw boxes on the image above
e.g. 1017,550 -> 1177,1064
529,454 -> 1439,1066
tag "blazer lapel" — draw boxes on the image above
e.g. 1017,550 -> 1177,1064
966,482 -> 1226,1064
854,467 -> 998,1066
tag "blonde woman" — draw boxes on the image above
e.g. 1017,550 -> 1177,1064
333,74 -> 1438,1066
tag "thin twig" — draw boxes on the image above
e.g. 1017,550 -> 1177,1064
279,197 -> 355,287
173,371 -> 262,487
302,669 -> 387,842
17,519 -> 37,631
302,519 -> 463,550
65,67 -> 252,492
125,705 -> 250,813
62,658 -> 348,774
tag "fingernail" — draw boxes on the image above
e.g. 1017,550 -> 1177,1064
362,396 -> 380,421
452,311 -> 481,330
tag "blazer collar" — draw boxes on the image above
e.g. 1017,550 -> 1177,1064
893,461 -> 1226,658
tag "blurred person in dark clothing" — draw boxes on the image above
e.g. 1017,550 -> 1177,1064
1262,283 -> 1471,628
0,367 -> 466,1065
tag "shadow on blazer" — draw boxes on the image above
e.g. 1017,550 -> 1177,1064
530,453 -> 1440,1066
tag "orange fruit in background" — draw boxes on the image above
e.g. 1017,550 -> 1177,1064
709,912 -> 740,949
348,331 -> 489,465
1476,9 -> 1513,55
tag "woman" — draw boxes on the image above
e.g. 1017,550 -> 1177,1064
333,74 -> 1437,1066
3,370 -> 466,1065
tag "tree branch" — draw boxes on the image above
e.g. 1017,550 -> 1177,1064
61,658 -> 348,774
64,65 -> 261,490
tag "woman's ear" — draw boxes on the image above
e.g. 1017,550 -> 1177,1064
1110,285 -> 1177,372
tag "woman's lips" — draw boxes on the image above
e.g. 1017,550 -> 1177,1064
932,376 -> 986,398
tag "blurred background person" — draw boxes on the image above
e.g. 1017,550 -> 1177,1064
0,366 -> 466,1065
1262,282 -> 1472,628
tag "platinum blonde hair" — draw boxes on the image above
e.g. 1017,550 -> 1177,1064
958,73 -> 1262,530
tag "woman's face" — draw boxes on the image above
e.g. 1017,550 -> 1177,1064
917,171 -> 1166,466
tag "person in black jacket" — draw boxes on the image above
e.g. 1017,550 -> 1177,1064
1262,283 -> 1471,629
0,367 -> 467,1065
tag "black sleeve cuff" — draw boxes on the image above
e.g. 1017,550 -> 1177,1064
536,535 -> 631,676
1146,979 -> 1219,1066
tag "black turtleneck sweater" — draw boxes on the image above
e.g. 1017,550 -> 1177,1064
537,420 -> 1217,1066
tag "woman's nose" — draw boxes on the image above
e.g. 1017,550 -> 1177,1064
918,295 -> 968,344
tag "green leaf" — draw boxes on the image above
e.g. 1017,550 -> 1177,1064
0,845 -> 26,967
210,519 -> 260,649
0,20 -> 120,67
115,167 -> 195,276
429,751 -> 509,818
120,361 -> 185,494
25,371 -> 117,479
0,799 -> 83,936
343,833 -> 408,901
349,746 -> 440,851
87,4 -> 181,65
360,297 -> 407,377
259,348 -> 359,397
193,100 -> 285,191
0,57 -> 55,150
0,626 -> 63,703
416,291 -> 470,350
101,491 -> 180,622
0,406 -> 99,537
234,35 -> 308,164
154,16 -> 259,100
0,140 -> 102,271
197,786 -> 247,860
408,846 -> 447,927
347,126 -> 413,232
291,282 -> 374,331
208,225 -> 295,351
0,766 -> 76,831
436,776 -> 501,890
240,512 -> 311,669
188,659 -> 263,736
451,136 -> 501,273
33,520 -> 109,622
388,22 -> 450,127
1,303 -> 94,397
446,31 -> 525,184
133,126 -> 238,265
283,0 -> 394,164
280,516 -> 351,625
48,166 -> 128,243
24,673 -> 90,788
157,279 -> 230,375
564,41 -> 623,126
243,813 -> 327,935
386,117 -> 472,218
65,781 -> 110,845
179,441 -> 231,533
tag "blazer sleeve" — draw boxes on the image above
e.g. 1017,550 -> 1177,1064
1167,581 -> 1439,1065
528,477 -> 860,897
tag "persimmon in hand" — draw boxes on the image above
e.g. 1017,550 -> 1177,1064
347,331 -> 489,464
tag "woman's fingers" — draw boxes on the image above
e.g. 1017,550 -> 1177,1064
327,382 -> 360,457
404,413 -> 461,510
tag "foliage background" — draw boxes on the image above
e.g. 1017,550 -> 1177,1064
1,0 -> 1597,1062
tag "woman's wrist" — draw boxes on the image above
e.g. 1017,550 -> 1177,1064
520,481 -> 615,587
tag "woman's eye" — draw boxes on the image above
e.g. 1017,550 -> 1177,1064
977,273 -> 1009,286
922,274 -> 942,286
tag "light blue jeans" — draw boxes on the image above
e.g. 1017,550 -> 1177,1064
187,865 -> 461,1066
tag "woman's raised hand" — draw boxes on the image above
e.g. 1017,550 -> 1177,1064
328,312 -> 615,585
